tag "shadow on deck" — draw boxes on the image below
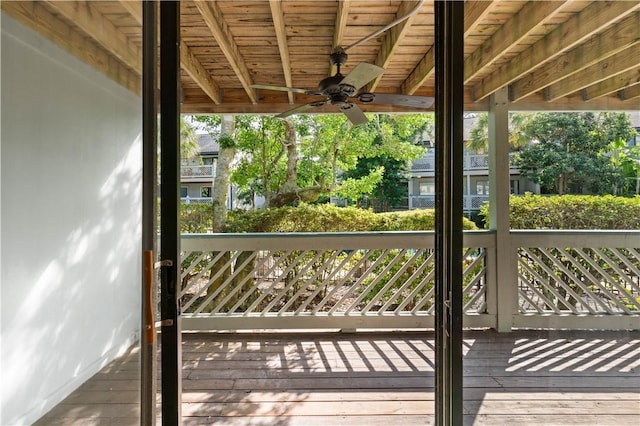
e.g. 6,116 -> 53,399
35,329 -> 640,425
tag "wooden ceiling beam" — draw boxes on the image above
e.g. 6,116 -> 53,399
269,0 -> 295,104
464,1 -> 566,83
582,67 -> 640,101
619,82 -> 640,101
401,48 -> 434,95
401,1 -> 496,95
545,44 -> 640,101
510,12 -> 640,103
180,41 -> 222,105
329,0 -> 350,76
118,0 -> 142,24
117,0 -> 221,105
194,1 -> 258,104
472,1 -> 640,102
44,0 -> 141,74
181,94 -> 636,114
464,1 -> 493,37
1,1 -> 140,94
363,1 -> 422,93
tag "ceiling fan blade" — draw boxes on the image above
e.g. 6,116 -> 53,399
252,84 -> 322,96
341,103 -> 368,126
341,63 -> 385,91
275,101 -> 325,119
362,93 -> 435,109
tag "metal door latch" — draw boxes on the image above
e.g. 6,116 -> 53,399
154,259 -> 173,269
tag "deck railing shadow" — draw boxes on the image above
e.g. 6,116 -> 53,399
179,329 -> 639,425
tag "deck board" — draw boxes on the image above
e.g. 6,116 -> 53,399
35,330 -> 640,425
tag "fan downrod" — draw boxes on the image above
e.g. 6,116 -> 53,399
329,47 -> 348,68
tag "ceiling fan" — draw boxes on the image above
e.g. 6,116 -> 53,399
252,47 -> 434,125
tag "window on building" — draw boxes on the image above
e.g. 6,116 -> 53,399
419,182 -> 435,195
476,181 -> 489,195
180,187 -> 188,198
202,156 -> 214,165
200,186 -> 212,198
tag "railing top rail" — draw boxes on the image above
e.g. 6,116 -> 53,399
511,229 -> 640,247
181,230 -> 496,251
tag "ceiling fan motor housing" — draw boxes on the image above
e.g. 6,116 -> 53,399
329,47 -> 348,67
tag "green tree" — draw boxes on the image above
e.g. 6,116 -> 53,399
180,116 -> 200,160
515,112 -> 635,194
231,113 -> 431,208
337,114 -> 431,211
466,112 -> 530,152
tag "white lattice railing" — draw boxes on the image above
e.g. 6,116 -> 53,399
410,153 -> 518,173
180,232 -> 495,330
181,164 -> 214,179
179,231 -> 640,331
409,195 -> 488,211
511,231 -> 640,330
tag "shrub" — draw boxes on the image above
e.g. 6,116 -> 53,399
225,203 -> 477,232
180,202 -> 213,233
479,194 -> 640,229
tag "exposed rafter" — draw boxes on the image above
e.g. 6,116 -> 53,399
1,1 -> 140,93
545,44 -> 640,101
5,0 -> 638,113
117,0 -> 221,105
401,48 -> 434,95
464,1 -> 493,37
583,67 -> 640,101
194,1 -> 258,104
401,0 -> 495,95
472,1 -> 640,101
44,0 -> 141,74
329,0 -> 351,76
464,1 -> 565,83
118,0 -> 142,24
180,41 -> 222,105
269,0 -> 294,104
363,1 -> 422,93
510,12 -> 640,103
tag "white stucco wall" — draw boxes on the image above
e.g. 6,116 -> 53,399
1,14 -> 141,425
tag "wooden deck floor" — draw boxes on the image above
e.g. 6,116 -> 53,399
36,329 -> 640,425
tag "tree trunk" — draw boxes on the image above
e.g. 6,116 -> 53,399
212,115 -> 235,232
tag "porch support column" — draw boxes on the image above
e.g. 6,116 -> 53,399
487,87 -> 516,332
160,2 -> 182,423
434,1 -> 464,424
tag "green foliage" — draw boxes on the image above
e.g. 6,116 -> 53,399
336,166 -> 385,203
180,202 -> 213,233
230,114 -> 431,207
225,203 -> 477,233
218,133 -> 236,149
336,114 -> 432,211
378,209 -> 477,231
466,112 -> 531,152
180,117 -> 200,160
514,112 -> 635,194
191,115 -> 222,131
479,194 -> 640,229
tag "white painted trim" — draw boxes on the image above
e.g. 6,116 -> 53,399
512,315 -> 640,330
182,314 -> 496,331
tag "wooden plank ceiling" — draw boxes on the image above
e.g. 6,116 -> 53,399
3,1 -> 639,114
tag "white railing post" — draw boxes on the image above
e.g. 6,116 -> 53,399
488,87 -> 516,332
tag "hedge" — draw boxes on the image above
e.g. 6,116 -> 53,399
224,203 -> 477,233
480,194 -> 640,229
